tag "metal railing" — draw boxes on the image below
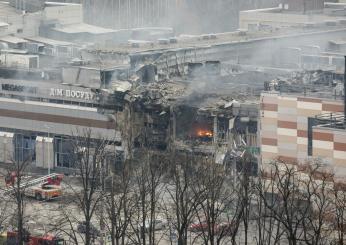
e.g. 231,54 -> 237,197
2,173 -> 61,195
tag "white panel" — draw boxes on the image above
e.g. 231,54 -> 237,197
263,111 -> 278,118
297,101 -> 322,110
278,96 -> 297,101
297,137 -> 308,145
262,145 -> 278,154
278,107 -> 297,115
334,166 -> 346,178
278,143 -> 297,151
297,116 -> 307,124
262,124 -> 277,132
334,151 -> 346,159
278,128 -> 297,137
313,140 -> 334,150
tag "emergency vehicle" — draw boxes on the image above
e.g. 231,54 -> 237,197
4,173 -> 63,201
2,231 -> 65,245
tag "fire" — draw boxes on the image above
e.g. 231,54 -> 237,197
197,130 -> 213,137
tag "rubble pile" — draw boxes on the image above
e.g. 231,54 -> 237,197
126,80 -> 187,107
265,69 -> 341,93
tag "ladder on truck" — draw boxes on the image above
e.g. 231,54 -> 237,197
2,173 -> 61,196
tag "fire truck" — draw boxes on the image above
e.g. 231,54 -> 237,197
2,231 -> 65,245
4,173 -> 63,201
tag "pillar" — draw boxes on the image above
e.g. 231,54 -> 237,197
0,132 -> 14,163
228,118 -> 235,149
213,116 -> 218,144
170,106 -> 176,143
35,136 -> 54,169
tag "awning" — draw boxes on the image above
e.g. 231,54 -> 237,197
0,22 -> 9,28
0,35 -> 28,44
53,23 -> 116,34
25,36 -> 74,46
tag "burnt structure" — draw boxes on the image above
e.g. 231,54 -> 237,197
94,64 -> 262,171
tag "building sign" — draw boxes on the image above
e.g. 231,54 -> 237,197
50,88 -> 95,101
1,84 -> 38,94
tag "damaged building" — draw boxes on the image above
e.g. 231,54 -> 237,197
0,54 -> 262,174
104,63 -> 262,174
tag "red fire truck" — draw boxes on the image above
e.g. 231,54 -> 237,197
5,231 -> 65,245
4,173 -> 63,201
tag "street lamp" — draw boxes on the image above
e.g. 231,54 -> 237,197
44,125 -> 52,175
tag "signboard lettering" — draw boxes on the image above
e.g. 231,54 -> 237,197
2,84 -> 37,94
50,88 -> 94,101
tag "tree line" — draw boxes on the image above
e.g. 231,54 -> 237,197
1,130 -> 346,245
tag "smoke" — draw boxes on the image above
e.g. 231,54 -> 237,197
176,62 -> 280,109
172,0 -> 281,34
83,0 -> 281,35
240,27 -> 346,73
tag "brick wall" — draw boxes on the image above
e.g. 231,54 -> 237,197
260,92 -> 343,165
312,127 -> 346,177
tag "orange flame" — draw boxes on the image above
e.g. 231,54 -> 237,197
197,130 -> 213,137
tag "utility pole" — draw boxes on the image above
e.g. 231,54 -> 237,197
99,159 -> 106,245
47,130 -> 50,175
44,125 -> 51,175
344,56 -> 346,126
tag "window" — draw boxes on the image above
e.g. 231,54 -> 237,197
307,117 -> 317,156
57,46 -> 68,53
14,134 -> 36,162
55,136 -> 73,168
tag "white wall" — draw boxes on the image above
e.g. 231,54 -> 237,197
0,98 -> 120,141
239,9 -> 342,29
35,137 -> 54,169
0,132 -> 14,163
44,5 -> 82,25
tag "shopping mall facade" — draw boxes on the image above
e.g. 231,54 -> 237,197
0,76 -> 122,171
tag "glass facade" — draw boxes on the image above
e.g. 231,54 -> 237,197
55,136 -> 73,168
2,129 -> 121,170
14,134 -> 36,162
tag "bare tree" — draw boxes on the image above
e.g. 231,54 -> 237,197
53,199 -> 81,245
0,198 -> 11,231
57,129 -> 109,245
332,180 -> 346,245
5,156 -> 33,244
259,160 -> 311,245
164,152 -> 205,245
237,153 -> 256,245
0,169 -> 15,235
300,164 -> 334,245
254,170 -> 284,245
105,160 -> 136,245
191,158 -> 243,245
129,150 -> 167,245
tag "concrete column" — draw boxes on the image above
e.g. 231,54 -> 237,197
170,106 -> 176,142
35,136 -> 54,169
213,116 -> 218,144
246,125 -> 249,146
228,118 -> 235,149
0,132 -> 14,163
